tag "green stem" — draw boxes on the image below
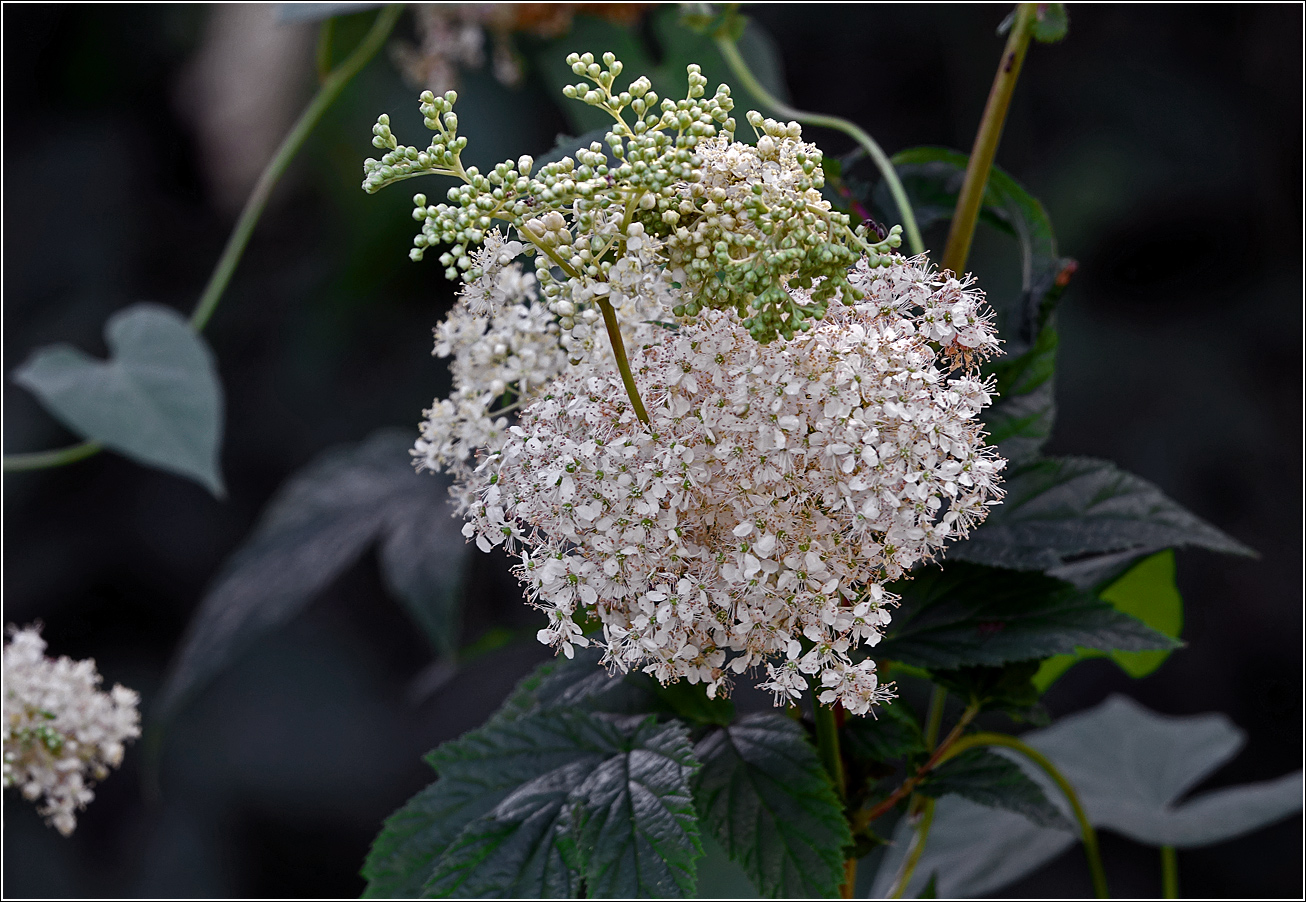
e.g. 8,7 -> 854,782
2,441 -> 101,472
713,32 -> 924,257
924,684 -> 948,748
888,797 -> 936,898
941,2 -> 1036,275
1161,845 -> 1179,899
596,297 -> 651,425
942,731 -> 1110,899
190,4 -> 402,331
4,6 -> 402,475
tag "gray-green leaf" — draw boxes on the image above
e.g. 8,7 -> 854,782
13,302 -> 224,494
693,713 -> 851,898
157,429 -> 467,718
950,456 -> 1255,571
871,695 -> 1303,898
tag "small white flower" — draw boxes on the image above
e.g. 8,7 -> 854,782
3,626 -> 141,836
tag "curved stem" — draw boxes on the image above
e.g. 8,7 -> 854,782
942,731 -> 1109,899
1160,845 -> 1179,899
713,33 -> 924,257
924,684 -> 948,748
190,4 -> 402,331
3,441 -> 101,472
940,2 -> 1036,275
887,797 -> 936,898
5,6 -> 402,475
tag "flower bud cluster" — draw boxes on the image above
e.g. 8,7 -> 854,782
362,52 -> 900,343
460,256 -> 1004,714
3,626 -> 140,836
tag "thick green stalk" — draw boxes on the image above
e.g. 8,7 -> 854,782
713,35 -> 924,256
941,3 -> 1036,274
942,731 -> 1110,898
4,6 -> 402,475
1161,845 -> 1179,899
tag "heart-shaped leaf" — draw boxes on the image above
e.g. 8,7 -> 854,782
13,302 -> 224,494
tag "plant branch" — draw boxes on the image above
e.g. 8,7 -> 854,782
940,2 -> 1036,275
4,6 -> 402,475
713,29 -> 924,256
863,700 -> 978,822
887,797 -> 936,898
941,731 -> 1110,899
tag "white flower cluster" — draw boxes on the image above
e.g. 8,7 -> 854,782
3,626 -> 140,836
460,257 -> 1004,715
415,223 -> 672,509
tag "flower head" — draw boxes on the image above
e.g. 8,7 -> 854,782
3,626 -> 141,835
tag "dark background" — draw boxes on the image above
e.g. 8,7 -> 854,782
3,4 -> 1301,898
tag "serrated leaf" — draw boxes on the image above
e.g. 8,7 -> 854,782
422,710 -> 701,898
573,719 -> 703,897
1035,550 -> 1185,691
920,748 -> 1071,831
157,430 -> 468,718
13,302 -> 225,494
951,456 -> 1256,571
693,713 -> 851,898
875,563 -> 1178,670
843,699 -> 926,764
872,695 -> 1305,897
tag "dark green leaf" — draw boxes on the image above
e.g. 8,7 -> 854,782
920,748 -> 1071,831
843,699 -> 926,764
917,872 -> 938,898
157,430 -> 468,718
930,662 -> 1044,719
13,302 -> 225,494
1035,550 -> 1185,691
693,713 -> 851,898
875,563 -> 1179,670
423,710 -> 701,898
1032,4 -> 1070,43
573,719 -> 703,897
950,456 -> 1256,571
982,318 -> 1058,465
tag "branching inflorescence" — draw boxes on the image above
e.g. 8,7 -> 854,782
364,53 -> 1005,715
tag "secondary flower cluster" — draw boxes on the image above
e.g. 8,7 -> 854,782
460,256 -> 1003,713
3,626 -> 141,836
368,52 -> 1005,714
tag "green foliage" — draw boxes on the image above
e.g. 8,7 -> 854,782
842,699 -> 926,765
919,748 -> 1070,831
155,430 -> 468,719
13,303 -> 225,495
366,709 -> 701,898
1034,549 -> 1185,690
930,662 -> 1044,719
693,714 -> 852,898
951,456 -> 1256,571
1031,4 -> 1070,43
874,563 -> 1179,670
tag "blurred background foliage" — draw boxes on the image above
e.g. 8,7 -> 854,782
3,4 -> 1300,897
